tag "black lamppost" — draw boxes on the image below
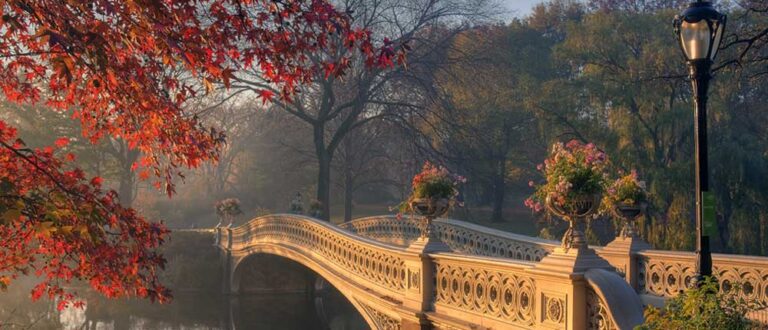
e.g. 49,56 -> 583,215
673,1 -> 726,284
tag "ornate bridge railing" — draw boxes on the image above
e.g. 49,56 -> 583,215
338,214 -> 768,327
219,214 -> 408,298
340,215 -> 558,261
218,214 -> 643,330
634,250 -> 768,323
430,253 -> 540,328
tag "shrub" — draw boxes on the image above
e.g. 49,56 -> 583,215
637,277 -> 759,330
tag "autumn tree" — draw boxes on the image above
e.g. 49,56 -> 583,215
719,1 -> 768,78
0,0 -> 397,307
196,94 -> 265,198
1,103 -> 142,207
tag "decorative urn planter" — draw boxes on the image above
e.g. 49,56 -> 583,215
409,197 -> 450,238
546,194 -> 601,250
613,202 -> 645,239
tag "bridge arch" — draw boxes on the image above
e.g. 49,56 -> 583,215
227,239 -> 403,330
231,253 -> 315,294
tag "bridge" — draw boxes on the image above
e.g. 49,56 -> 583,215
215,214 -> 768,329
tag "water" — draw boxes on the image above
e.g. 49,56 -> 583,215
0,286 -> 367,329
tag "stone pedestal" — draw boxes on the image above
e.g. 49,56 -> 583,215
399,236 -> 451,330
600,235 -> 652,289
534,245 -> 613,275
530,245 -> 614,330
405,236 -> 451,255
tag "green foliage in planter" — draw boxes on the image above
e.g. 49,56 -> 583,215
413,178 -> 456,199
636,277 -> 759,330
395,162 -> 465,213
410,162 -> 465,199
601,170 -> 649,215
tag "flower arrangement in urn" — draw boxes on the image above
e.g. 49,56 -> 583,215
601,170 -> 648,238
215,198 -> 243,228
309,199 -> 323,218
397,162 -> 465,237
526,140 -> 609,249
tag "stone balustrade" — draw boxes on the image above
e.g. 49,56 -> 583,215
347,215 -> 768,326
631,250 -> 768,323
430,253 -> 542,328
225,215 -> 408,298
340,215 -> 558,261
218,214 -> 648,329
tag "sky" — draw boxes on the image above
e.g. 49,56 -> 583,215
503,0 -> 543,18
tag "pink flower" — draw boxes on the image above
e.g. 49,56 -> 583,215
566,139 -> 581,149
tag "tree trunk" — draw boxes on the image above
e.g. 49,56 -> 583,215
344,167 -> 354,222
316,156 -> 331,221
117,149 -> 140,207
491,160 -> 506,223
118,169 -> 135,207
314,124 -> 332,221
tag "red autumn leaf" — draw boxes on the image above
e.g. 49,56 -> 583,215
258,90 -> 275,104
54,137 -> 69,148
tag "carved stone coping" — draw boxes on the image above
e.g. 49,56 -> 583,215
429,251 -> 539,269
585,269 -> 644,330
638,249 -> 768,265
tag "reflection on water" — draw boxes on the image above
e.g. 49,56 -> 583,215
0,286 -> 366,329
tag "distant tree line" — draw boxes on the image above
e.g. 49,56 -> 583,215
416,0 -> 768,254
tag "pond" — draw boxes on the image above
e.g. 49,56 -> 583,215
0,283 -> 367,329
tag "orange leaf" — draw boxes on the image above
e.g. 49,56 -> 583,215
54,137 -> 69,148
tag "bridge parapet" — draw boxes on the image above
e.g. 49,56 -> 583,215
342,215 -> 768,319
218,214 -> 647,329
631,249 -> 768,323
221,214 -> 409,297
340,215 -> 558,262
427,252 -> 639,329
429,253 -> 540,328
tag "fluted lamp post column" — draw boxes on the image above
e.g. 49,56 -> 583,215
673,0 -> 726,285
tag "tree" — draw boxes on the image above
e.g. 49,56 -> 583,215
428,25 -> 549,222
719,1 -> 768,78
525,1 -> 768,252
332,120 -> 402,222
0,0 -> 396,307
229,0 -> 493,220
